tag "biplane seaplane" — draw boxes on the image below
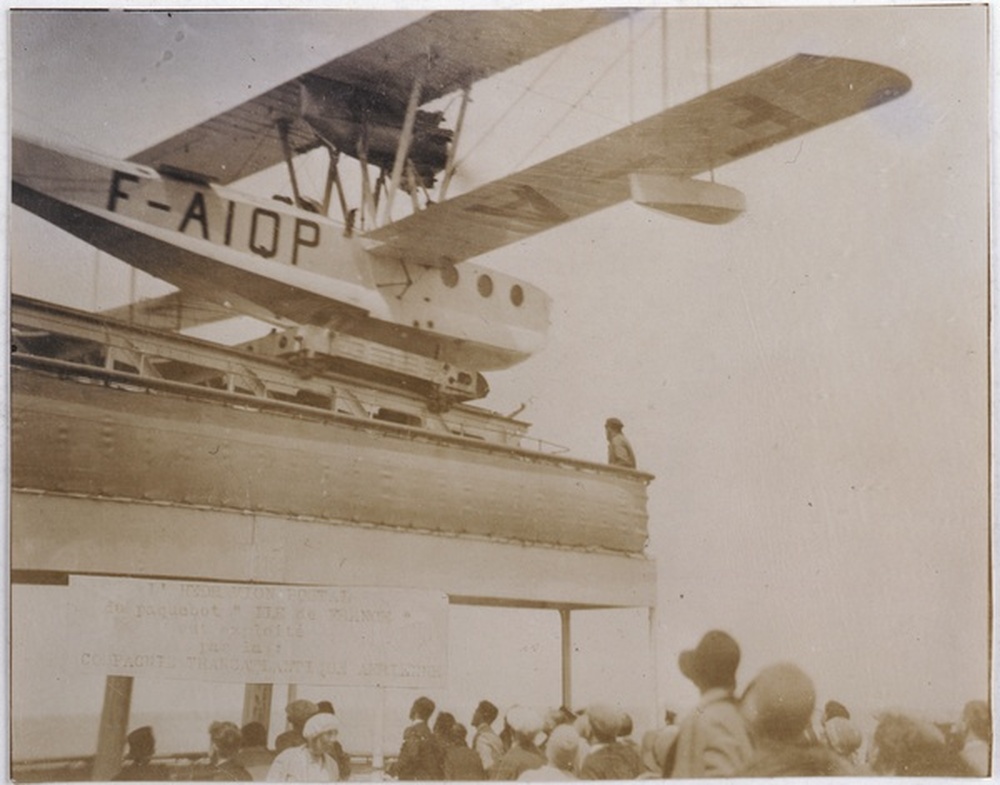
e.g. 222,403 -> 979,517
12,9 -> 911,406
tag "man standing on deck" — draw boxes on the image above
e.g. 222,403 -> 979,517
605,418 -> 636,468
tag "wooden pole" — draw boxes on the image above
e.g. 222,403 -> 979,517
559,609 -> 572,709
91,675 -> 133,781
373,686 -> 387,774
242,684 -> 274,734
648,605 -> 660,725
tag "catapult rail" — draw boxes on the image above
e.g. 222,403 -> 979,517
11,294 -> 527,447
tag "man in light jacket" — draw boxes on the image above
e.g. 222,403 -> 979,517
667,630 -> 753,778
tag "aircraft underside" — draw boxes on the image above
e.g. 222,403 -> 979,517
12,136 -> 549,388
13,181 -> 531,399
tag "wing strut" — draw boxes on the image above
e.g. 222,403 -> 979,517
321,145 -> 352,230
277,119 -> 316,213
439,86 -> 472,202
383,66 -> 427,223
357,124 -> 378,230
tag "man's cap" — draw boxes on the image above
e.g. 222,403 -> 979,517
303,712 -> 339,740
679,630 -> 741,688
126,726 -> 155,759
545,724 -> 581,769
585,703 -> 621,741
286,699 -> 319,725
746,662 -> 816,741
605,417 -> 624,430
823,700 -> 851,721
505,706 -> 543,737
824,716 -> 862,755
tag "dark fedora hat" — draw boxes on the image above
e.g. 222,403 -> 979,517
679,630 -> 741,688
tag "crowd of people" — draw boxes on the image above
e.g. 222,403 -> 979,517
113,630 -> 991,781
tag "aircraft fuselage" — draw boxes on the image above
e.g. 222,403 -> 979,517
12,136 -> 549,372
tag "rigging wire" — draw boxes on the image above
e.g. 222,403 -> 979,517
91,248 -> 101,315
705,8 -> 716,183
661,8 -> 669,109
455,11 -> 658,177
504,12 -> 659,174
628,12 -> 635,125
453,36 -> 583,167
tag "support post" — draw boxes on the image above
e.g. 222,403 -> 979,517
280,684 -> 297,732
242,683 -> 274,734
648,605 -> 660,724
559,608 -> 572,709
91,675 -> 133,781
372,686 -> 387,774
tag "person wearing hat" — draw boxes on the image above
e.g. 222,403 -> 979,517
391,696 -> 443,780
737,662 -> 854,776
316,699 -> 352,781
956,699 -> 990,776
577,703 -> 642,780
236,721 -> 276,782
667,630 -> 753,778
274,699 -> 319,754
822,716 -> 863,767
518,724 -> 581,781
267,712 -> 341,782
868,710 -> 975,776
443,722 -> 487,781
491,706 -> 546,780
205,721 -> 253,781
605,418 -> 636,468
471,700 -> 505,776
112,725 -> 169,781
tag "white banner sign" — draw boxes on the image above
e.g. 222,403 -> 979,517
68,576 -> 448,687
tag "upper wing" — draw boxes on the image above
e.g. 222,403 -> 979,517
128,9 -> 626,184
365,54 -> 912,268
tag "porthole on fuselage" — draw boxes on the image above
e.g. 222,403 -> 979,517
477,274 -> 494,297
510,284 -> 524,307
441,266 -> 459,288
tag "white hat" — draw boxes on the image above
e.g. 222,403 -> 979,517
303,712 -> 339,740
506,706 -> 543,737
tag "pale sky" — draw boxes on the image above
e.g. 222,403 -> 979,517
7,3 -> 991,758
